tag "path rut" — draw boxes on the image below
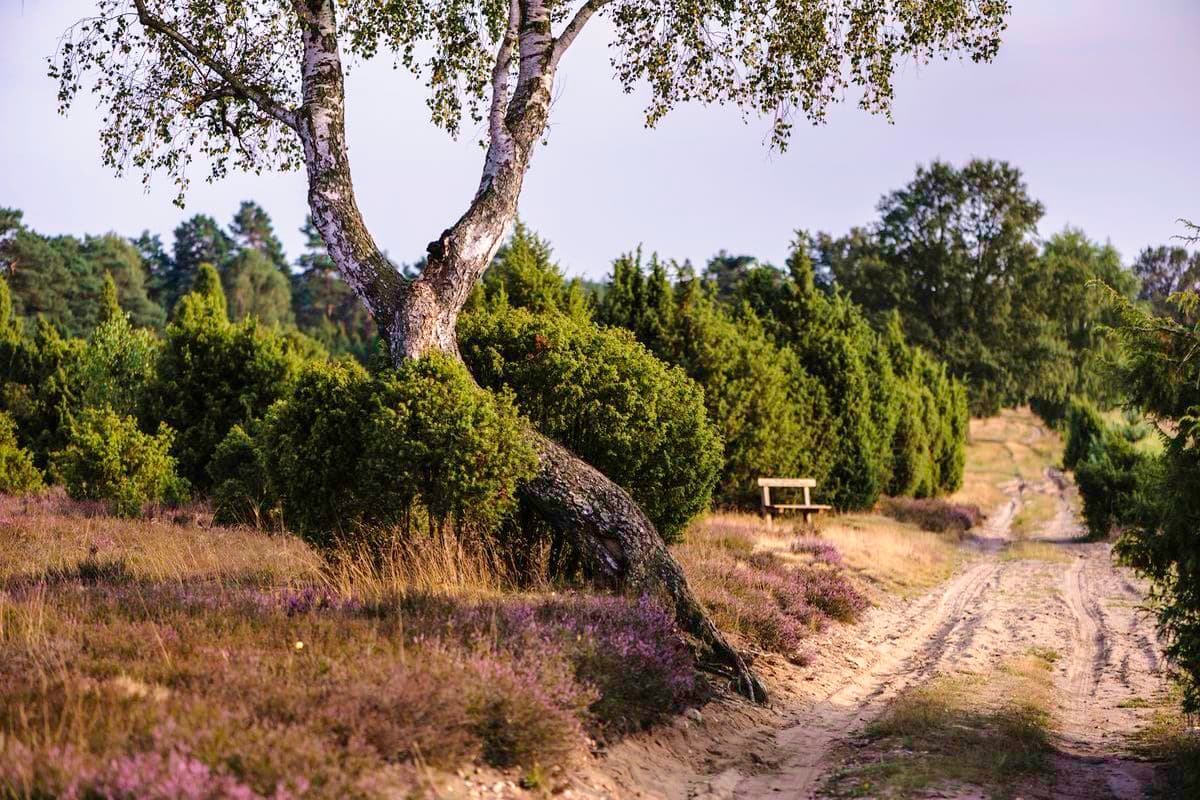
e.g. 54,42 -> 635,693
687,472 -> 1166,800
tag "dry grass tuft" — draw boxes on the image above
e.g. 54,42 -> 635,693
817,514 -> 965,599
0,490 -> 322,587
825,650 -> 1058,798
1001,541 -> 1072,563
1010,490 -> 1059,541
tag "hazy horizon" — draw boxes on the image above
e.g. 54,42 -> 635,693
2,0 -> 1197,278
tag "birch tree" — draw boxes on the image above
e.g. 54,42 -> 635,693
53,0 -> 1011,700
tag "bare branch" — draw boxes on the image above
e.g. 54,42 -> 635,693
550,0 -> 612,69
1174,218 -> 1200,245
132,0 -> 297,128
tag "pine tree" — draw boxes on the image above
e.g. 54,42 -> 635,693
230,200 -> 289,275
168,215 -> 234,309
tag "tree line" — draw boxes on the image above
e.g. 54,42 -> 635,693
0,202 -> 377,360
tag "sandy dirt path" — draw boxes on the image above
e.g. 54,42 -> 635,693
674,473 -> 1167,800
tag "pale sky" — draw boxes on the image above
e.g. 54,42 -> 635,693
1,1 -> 1198,278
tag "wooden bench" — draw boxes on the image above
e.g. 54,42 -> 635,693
758,478 -> 832,525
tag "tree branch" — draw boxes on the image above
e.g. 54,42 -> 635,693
550,0 -> 612,69
481,0 -> 521,188
1174,218 -> 1200,245
131,0 -> 297,128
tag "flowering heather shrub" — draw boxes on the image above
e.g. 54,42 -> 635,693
0,741 -> 304,800
87,747 -> 306,800
524,596 -> 703,732
790,537 -> 843,565
406,593 -> 704,733
468,655 -> 591,767
318,650 -> 480,768
878,496 -> 983,536
258,586 -> 364,616
0,542 -> 706,800
675,538 -> 867,657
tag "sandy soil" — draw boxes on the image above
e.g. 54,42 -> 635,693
587,469 -> 1169,799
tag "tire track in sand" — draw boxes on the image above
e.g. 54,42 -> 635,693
686,556 -> 1002,798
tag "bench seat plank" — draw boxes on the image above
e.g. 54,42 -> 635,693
757,478 -> 816,488
770,504 -> 832,511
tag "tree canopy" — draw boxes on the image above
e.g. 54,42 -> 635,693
51,0 -> 1011,200
819,159 -> 1140,415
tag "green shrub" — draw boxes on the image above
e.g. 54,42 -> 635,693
0,319 -> 86,468
258,355 -> 536,547
77,307 -> 161,418
888,383 -> 936,497
664,285 -> 833,506
209,423 -> 274,527
1063,396 -> 1106,470
51,408 -> 187,517
1101,290 -> 1200,713
1074,428 -> 1164,540
144,265 -> 303,490
0,411 -> 43,494
460,306 -> 722,541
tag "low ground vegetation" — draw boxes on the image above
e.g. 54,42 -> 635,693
0,493 -> 871,796
824,651 -> 1058,798
673,516 -> 868,659
1125,687 -> 1200,798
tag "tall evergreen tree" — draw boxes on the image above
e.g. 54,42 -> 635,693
81,235 -> 166,329
230,200 -> 289,275
132,230 -> 173,308
168,215 -> 234,309
223,248 -> 294,325
292,217 -> 376,359
0,210 -> 73,332
479,221 -> 588,318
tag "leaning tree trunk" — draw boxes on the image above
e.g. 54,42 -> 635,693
524,436 -> 767,700
292,0 -> 766,702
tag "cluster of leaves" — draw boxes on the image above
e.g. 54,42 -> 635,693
817,159 -> 1139,416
